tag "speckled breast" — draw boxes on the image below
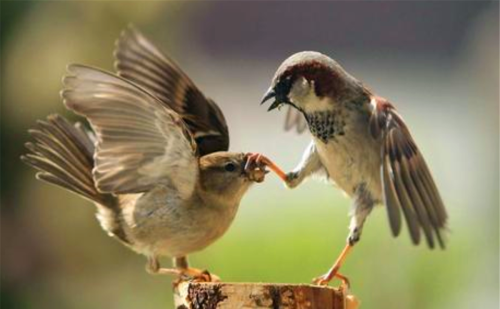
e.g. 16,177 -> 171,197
304,110 -> 347,143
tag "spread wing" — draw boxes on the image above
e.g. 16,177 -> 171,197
61,64 -> 198,200
114,26 -> 229,156
370,97 -> 448,249
284,106 -> 308,133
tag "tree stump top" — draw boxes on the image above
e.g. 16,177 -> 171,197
174,282 -> 359,309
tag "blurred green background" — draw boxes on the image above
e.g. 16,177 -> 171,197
1,1 -> 498,309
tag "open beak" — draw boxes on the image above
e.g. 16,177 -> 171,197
261,87 -> 283,112
261,87 -> 275,104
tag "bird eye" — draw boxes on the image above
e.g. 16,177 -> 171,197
224,162 -> 237,172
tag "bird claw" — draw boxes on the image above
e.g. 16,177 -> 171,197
245,153 -> 287,181
244,153 -> 267,172
284,171 -> 301,188
312,273 -> 359,309
312,272 -> 351,292
244,153 -> 269,183
185,268 -> 220,282
312,274 -> 331,286
187,269 -> 221,283
173,268 -> 221,287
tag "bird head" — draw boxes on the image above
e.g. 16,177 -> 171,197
261,51 -> 365,114
198,152 -> 266,203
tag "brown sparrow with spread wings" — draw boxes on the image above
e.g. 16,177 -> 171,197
22,27 -> 267,281
253,51 -> 448,286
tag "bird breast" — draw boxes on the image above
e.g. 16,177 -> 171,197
305,110 -> 347,143
313,110 -> 383,200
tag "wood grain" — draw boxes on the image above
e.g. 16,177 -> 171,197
174,282 -> 359,309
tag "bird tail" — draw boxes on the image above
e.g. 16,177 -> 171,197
21,114 -> 113,206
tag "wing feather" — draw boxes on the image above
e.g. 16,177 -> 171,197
371,97 -> 448,248
398,148 -> 435,248
381,149 -> 402,237
114,26 -> 229,155
61,64 -> 198,199
387,131 -> 422,246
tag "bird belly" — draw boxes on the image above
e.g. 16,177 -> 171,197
119,186 -> 238,258
314,134 -> 382,200
152,205 -> 237,258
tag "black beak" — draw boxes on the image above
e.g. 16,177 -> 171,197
261,87 -> 283,111
261,87 -> 275,104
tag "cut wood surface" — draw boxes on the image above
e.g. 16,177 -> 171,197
174,282 -> 359,309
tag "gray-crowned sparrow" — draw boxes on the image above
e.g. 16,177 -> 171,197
256,51 -> 448,286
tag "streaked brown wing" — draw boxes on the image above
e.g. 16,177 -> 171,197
61,64 -> 199,200
22,115 -> 99,203
370,97 -> 447,249
284,106 -> 308,133
114,26 -> 229,155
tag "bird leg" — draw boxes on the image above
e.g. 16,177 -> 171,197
314,187 -> 374,287
245,153 -> 287,181
312,243 -> 353,289
145,256 -> 220,283
284,142 -> 324,188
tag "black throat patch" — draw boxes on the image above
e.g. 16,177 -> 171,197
304,110 -> 346,143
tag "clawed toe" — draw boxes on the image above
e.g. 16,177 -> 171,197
245,153 -> 287,181
179,268 -> 220,283
244,153 -> 267,172
312,273 -> 332,286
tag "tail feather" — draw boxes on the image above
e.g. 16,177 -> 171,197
22,114 -> 109,205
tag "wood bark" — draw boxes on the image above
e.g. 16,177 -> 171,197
173,282 -> 359,309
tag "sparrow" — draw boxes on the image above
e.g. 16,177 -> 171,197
21,27 -> 268,281
255,51 -> 448,286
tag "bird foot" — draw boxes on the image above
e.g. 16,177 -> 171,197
284,171 -> 301,188
312,272 -> 351,295
179,267 -> 221,283
245,153 -> 287,181
172,268 -> 221,287
244,153 -> 270,183
312,274 -> 331,286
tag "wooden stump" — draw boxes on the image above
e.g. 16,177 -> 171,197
174,282 -> 359,309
